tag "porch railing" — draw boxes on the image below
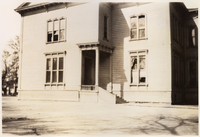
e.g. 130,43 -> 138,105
81,85 -> 96,90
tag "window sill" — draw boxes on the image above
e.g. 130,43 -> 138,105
45,83 -> 65,86
130,84 -> 148,86
129,38 -> 148,41
46,40 -> 66,44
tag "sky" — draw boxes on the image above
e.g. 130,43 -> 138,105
0,0 -> 199,52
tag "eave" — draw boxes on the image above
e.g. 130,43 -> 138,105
14,2 -> 67,13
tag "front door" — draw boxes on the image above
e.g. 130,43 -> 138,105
84,57 -> 95,85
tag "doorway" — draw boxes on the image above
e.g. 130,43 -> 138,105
82,51 -> 95,85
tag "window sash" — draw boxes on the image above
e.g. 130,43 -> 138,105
104,16 -> 108,39
47,18 -> 66,43
45,55 -> 64,84
130,15 -> 146,40
129,50 -> 148,86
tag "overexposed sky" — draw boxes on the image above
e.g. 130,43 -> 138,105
0,0 -> 199,52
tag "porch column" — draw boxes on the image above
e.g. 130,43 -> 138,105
79,50 -> 82,91
95,48 -> 99,90
109,53 -> 113,92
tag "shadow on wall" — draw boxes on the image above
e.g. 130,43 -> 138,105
112,4 -> 130,98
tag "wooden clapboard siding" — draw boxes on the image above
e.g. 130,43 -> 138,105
98,3 -> 112,47
21,3 -> 99,90
99,52 -> 110,90
111,3 -> 171,92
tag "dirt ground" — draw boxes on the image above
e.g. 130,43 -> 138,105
2,97 -> 198,136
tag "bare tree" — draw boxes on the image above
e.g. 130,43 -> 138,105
2,36 -> 19,95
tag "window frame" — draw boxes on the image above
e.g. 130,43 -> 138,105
44,51 -> 66,87
46,17 -> 66,44
103,15 -> 108,40
188,60 -> 198,87
129,49 -> 148,86
130,14 -> 147,41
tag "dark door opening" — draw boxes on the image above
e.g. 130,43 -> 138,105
84,57 -> 95,85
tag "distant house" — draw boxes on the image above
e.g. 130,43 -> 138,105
15,2 -> 198,104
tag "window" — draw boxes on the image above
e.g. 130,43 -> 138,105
189,27 -> 197,47
189,61 -> 197,87
47,17 -> 66,43
129,50 -> 148,86
130,14 -> 146,40
104,16 -> 108,40
45,51 -> 66,86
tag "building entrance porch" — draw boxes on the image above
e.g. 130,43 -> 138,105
77,42 -> 114,92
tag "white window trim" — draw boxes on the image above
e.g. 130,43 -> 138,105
129,14 -> 147,41
46,17 -> 66,44
44,51 -> 66,87
129,49 -> 148,86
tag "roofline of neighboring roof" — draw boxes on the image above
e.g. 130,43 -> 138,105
14,2 -> 65,12
188,8 -> 198,12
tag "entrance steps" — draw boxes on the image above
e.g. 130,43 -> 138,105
80,86 -> 128,104
98,87 -> 116,104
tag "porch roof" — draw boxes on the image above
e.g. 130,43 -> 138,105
77,42 -> 115,53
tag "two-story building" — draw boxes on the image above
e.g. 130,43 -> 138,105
15,2 -> 198,104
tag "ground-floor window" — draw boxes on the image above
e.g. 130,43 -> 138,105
129,50 -> 148,86
189,61 -> 197,87
45,51 -> 66,86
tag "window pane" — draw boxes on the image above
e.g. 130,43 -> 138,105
139,29 -> 145,38
54,31 -> 59,41
59,71 -> 63,83
130,16 -> 137,28
131,29 -> 137,39
52,71 -> 57,83
131,56 -> 137,84
59,57 -> 63,69
139,74 -> 146,83
131,71 -> 138,84
60,30 -> 65,40
138,15 -> 145,28
192,37 -> 196,46
192,28 -> 195,36
53,58 -> 57,70
54,20 -> 59,30
131,56 -> 137,70
139,56 -> 145,69
104,16 -> 108,39
46,71 -> 51,83
47,32 -> 52,42
139,56 -> 146,83
48,21 -> 53,31
60,19 -> 65,29
46,58 -> 51,70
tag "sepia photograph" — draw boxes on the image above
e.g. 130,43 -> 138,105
1,0 -> 199,136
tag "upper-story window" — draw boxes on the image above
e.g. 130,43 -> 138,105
130,14 -> 146,40
104,16 -> 108,40
189,27 -> 197,47
47,17 -> 66,43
